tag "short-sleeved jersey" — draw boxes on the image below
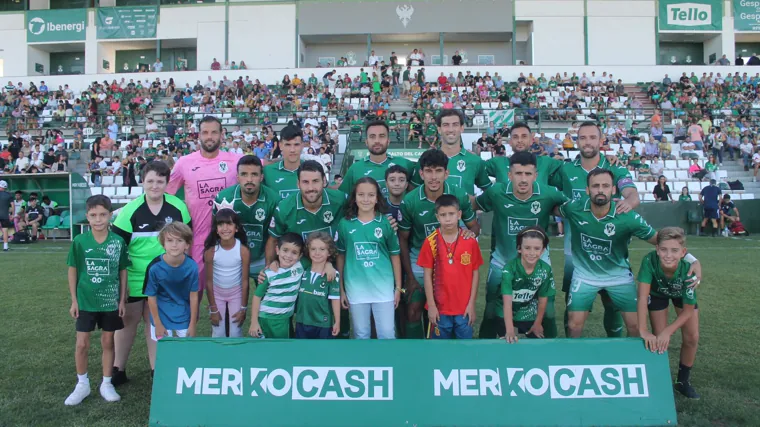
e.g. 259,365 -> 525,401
336,215 -> 400,304
486,155 -> 563,186
411,148 -> 492,195
12,199 -> 26,216
416,228 -> 483,315
113,194 -> 192,297
269,189 -> 347,241
67,231 -> 129,312
0,191 -> 12,219
339,154 -> 415,197
214,184 -> 278,269
499,258 -> 556,321
477,181 -> 566,266
399,183 -> 476,251
143,254 -> 199,329
255,261 -> 305,319
559,199 -> 656,286
637,251 -> 697,304
263,160 -> 302,200
700,185 -> 722,209
552,155 -> 635,202
296,269 -> 340,328
166,151 -> 241,247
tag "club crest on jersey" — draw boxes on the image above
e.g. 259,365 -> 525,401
374,227 -> 383,239
255,208 -> 266,222
456,160 -> 466,172
323,211 -> 334,223
105,241 -> 120,257
686,287 -> 695,300
530,201 -> 541,215
460,252 -> 471,266
604,223 -> 616,237
165,216 -> 174,224
219,161 -> 229,173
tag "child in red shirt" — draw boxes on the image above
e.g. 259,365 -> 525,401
417,195 -> 483,339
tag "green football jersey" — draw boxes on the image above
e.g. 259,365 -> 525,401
256,261 -> 305,319
498,258 -> 556,321
339,154 -> 415,197
411,148 -> 492,195
476,181 -> 567,267
637,251 -> 697,304
296,269 -> 340,328
67,231 -> 129,312
559,200 -> 656,286
350,119 -> 363,130
399,183 -> 476,251
263,160 -> 301,200
552,155 -> 635,202
269,188 -> 347,241
214,184 -> 279,274
487,155 -> 564,186
336,215 -> 400,304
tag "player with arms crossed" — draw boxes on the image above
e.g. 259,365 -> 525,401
560,169 -> 701,338
263,125 -> 303,200
167,116 -> 242,299
474,151 -> 567,338
551,122 -> 640,337
399,149 -> 479,339
411,109 -> 492,196
637,227 -> 700,399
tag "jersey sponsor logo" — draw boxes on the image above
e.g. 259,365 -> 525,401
280,189 -> 299,199
219,161 -> 229,173
363,170 -> 373,176
460,251 -> 471,266
508,217 -> 538,235
530,201 -> 541,215
354,242 -> 380,260
603,223 -> 616,237
86,258 -> 110,276
433,365 -> 648,398
419,210 -> 429,216
424,222 -> 440,237
191,166 -> 201,172
569,177 -> 579,182
255,208 -> 266,222
139,223 -> 149,229
349,229 -> 357,234
198,178 -> 227,199
275,178 -> 285,183
175,367 -> 392,400
374,227 -> 383,239
301,227 -> 331,241
571,189 -> 585,201
245,224 -> 264,244
323,211 -> 334,223
504,204 -> 514,209
446,175 -> 463,187
513,288 -> 537,303
580,233 -> 612,256
85,249 -> 94,253
456,159 -> 466,172
297,219 -> 307,225
578,221 -> 589,225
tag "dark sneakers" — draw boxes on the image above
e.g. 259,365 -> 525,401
675,381 -> 700,399
112,367 -> 129,387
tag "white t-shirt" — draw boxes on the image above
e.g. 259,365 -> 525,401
145,122 -> 159,133
740,143 -> 753,155
410,53 -> 422,65
753,152 -> 760,165
369,55 -> 380,66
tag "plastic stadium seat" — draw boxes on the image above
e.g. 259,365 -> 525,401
675,170 -> 689,180
645,182 -> 657,192
60,210 -> 70,219
664,160 -> 678,169
663,170 -> 676,180
60,216 -> 71,228
673,182 -> 686,192
643,194 -> 655,202
42,216 -> 61,230
743,193 -> 755,200
102,187 -> 116,198
687,182 -> 701,193
116,186 -> 129,197
115,176 -> 124,186
677,160 -> 691,169
635,182 -> 646,192
90,187 -> 102,196
102,176 -> 114,186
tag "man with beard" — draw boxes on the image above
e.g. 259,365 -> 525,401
339,121 -> 415,197
551,122 -> 640,338
411,110 -> 492,196
486,122 -> 564,185
167,116 -> 243,298
263,125 -> 303,200
214,155 -> 279,278
473,151 -> 567,339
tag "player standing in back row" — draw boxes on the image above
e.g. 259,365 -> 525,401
167,116 -> 242,298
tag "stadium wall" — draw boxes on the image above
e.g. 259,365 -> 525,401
586,0 -> 656,66
228,4 -> 297,69
516,0 -> 585,66
0,13 -> 28,78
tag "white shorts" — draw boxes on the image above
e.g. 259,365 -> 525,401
150,324 -> 188,341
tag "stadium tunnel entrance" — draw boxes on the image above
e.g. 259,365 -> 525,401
27,42 -> 86,76
98,38 -> 197,74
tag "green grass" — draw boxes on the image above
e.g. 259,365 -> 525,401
1,236 -> 759,427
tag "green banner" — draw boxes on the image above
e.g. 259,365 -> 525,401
734,0 -> 760,31
150,339 -> 677,427
488,109 -> 515,128
27,9 -> 87,43
97,6 -> 157,39
350,148 -> 426,161
659,0 -> 722,31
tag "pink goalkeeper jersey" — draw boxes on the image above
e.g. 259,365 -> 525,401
167,151 -> 242,248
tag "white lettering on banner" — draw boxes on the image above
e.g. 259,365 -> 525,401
667,3 -> 711,26
175,367 -> 393,400
434,365 -> 648,398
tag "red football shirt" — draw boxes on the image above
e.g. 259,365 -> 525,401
416,228 -> 483,315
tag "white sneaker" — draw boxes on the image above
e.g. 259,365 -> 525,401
64,383 -> 90,406
100,383 -> 121,402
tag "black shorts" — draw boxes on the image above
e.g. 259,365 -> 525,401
703,208 -> 719,220
76,310 -> 124,333
127,296 -> 147,304
495,319 -> 539,338
0,219 -> 11,228
648,294 -> 698,311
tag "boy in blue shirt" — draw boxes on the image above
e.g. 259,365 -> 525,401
144,222 -> 199,371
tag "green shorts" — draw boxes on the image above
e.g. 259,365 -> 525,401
259,316 -> 291,339
567,278 -> 637,313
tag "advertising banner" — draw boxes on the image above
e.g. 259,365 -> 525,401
27,9 -> 87,43
488,109 -> 515,128
734,0 -> 760,31
97,6 -> 157,39
659,0 -> 723,31
150,338 -> 677,427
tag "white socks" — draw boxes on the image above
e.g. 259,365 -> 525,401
102,376 -> 112,385
77,373 -> 89,384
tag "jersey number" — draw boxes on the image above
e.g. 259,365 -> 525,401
362,261 -> 375,268
91,276 -> 103,284
589,254 -> 602,261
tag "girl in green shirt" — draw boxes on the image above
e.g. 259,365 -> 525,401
705,155 -> 718,181
678,187 -> 692,202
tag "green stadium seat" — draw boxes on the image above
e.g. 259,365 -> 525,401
60,216 -> 71,228
60,210 -> 70,219
42,216 -> 62,230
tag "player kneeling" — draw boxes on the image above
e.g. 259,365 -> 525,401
499,226 -> 556,343
637,227 -> 700,399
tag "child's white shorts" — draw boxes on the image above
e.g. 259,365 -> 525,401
150,325 -> 188,341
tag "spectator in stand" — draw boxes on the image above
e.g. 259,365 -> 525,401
643,136 -> 659,159
753,147 -> 760,182
52,155 -> 68,173
649,155 -> 664,177
686,119 -> 704,152
452,50 -> 462,66
716,54 -> 730,65
688,158 -> 707,181
678,187 -> 691,202
705,155 -> 719,181
653,175 -> 672,202
89,156 -> 103,187
211,58 -> 221,70
739,138 -> 754,171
